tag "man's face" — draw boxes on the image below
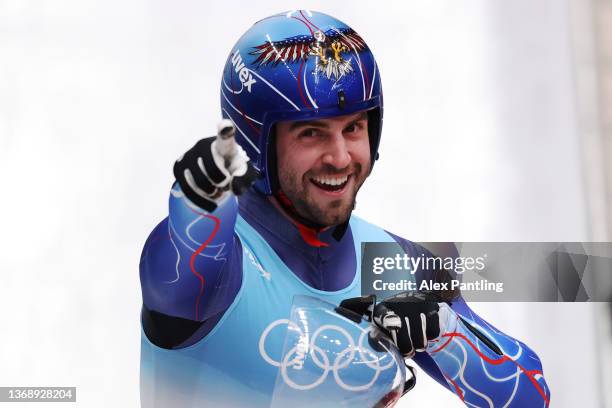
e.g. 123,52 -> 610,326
275,110 -> 371,226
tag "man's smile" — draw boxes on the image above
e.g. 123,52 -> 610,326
310,174 -> 350,191
308,174 -> 353,196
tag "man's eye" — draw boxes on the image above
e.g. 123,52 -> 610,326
345,122 -> 364,133
299,129 -> 318,138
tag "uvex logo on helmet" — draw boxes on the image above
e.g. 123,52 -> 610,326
230,50 -> 257,93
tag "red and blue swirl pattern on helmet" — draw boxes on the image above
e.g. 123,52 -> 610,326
220,10 -> 383,194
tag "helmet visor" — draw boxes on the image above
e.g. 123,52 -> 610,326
270,295 -> 406,408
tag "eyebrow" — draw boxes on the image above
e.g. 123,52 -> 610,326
288,111 -> 368,131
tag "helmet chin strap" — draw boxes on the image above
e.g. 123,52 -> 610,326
273,190 -> 350,247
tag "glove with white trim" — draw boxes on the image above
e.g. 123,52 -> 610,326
173,119 -> 259,212
339,291 -> 454,358
373,291 -> 455,358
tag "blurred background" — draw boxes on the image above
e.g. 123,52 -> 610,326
1,0 -> 611,406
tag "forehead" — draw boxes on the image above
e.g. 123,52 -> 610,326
278,110 -> 368,131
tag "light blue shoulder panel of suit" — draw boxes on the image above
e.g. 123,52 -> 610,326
140,214 -> 398,407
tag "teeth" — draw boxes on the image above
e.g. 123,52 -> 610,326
312,175 -> 349,186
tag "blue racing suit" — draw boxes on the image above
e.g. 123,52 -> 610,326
139,185 -> 551,407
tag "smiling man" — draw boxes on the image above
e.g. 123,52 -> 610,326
139,10 -> 550,408
275,111 -> 370,227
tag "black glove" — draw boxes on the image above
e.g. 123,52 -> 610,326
339,291 -> 448,358
173,120 -> 259,211
372,291 -> 444,357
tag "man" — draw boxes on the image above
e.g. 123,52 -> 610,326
140,10 -> 550,407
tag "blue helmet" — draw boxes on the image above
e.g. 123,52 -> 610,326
220,10 -> 383,195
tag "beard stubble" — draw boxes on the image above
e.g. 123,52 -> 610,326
279,163 -> 366,227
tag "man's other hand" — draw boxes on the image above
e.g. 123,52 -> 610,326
339,291 -> 453,358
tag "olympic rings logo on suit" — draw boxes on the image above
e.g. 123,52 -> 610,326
258,318 -> 397,392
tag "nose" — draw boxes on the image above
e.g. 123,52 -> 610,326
321,133 -> 351,169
